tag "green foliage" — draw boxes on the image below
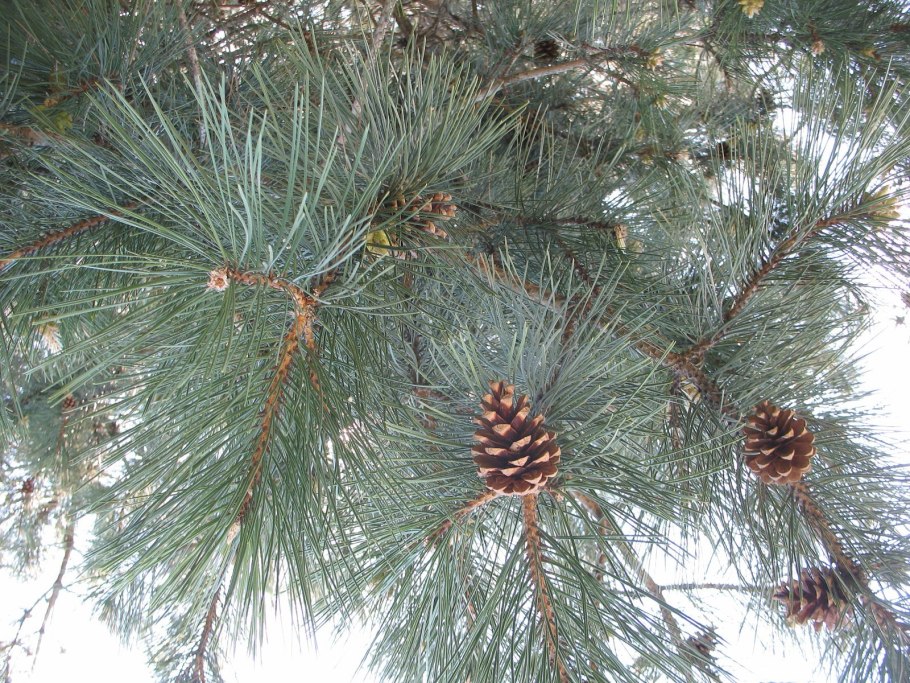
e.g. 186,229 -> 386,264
1,1 -> 910,681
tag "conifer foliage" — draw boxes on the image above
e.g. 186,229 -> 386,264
2,1 -> 910,682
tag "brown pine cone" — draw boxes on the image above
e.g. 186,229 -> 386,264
773,566 -> 850,631
61,394 -> 78,411
534,38 -> 560,62
743,401 -> 815,484
472,380 -> 560,496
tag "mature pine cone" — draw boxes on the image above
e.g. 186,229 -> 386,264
61,394 -> 78,411
472,380 -> 560,495
743,401 -> 815,484
773,566 -> 850,631
534,38 -> 560,62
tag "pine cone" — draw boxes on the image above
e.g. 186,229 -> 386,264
743,401 -> 815,484
686,628 -> 717,657
472,380 -> 560,495
534,38 -> 560,63
62,394 -> 78,411
773,566 -> 850,631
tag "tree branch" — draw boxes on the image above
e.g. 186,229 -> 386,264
234,309 -> 306,526
522,494 -> 569,683
215,267 -> 335,526
192,589 -> 220,683
427,489 -> 499,544
0,203 -> 139,273
177,4 -> 208,146
31,516 -> 75,667
573,492 -> 693,671
684,213 -> 848,359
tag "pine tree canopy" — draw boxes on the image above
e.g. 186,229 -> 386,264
3,1 -> 910,681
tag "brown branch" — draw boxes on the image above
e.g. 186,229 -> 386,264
473,44 -> 652,103
662,582 -> 766,593
427,489 -> 500,544
31,516 -> 75,667
684,214 -> 846,359
0,203 -> 139,273
0,122 -> 60,149
467,251 -> 742,419
177,5 -> 208,146
216,268 -> 335,526
522,494 -> 570,683
573,492 -> 692,668
473,58 -> 592,102
221,267 -> 334,398
371,0 -> 396,53
192,589 -> 220,683
790,481 -> 860,577
234,309 -> 306,525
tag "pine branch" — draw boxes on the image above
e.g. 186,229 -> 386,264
522,494 -> 569,683
427,489 -> 500,544
191,589 -> 220,683
214,267 -> 336,526
233,308 -> 306,527
371,0 -> 396,53
468,251 -> 737,418
177,4 -> 207,147
0,203 -> 140,273
573,492 -> 693,674
472,44 -> 654,103
31,516 -> 75,667
683,212 -> 852,359
791,481 -> 859,576
662,582 -> 766,594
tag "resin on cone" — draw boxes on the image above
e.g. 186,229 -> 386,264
743,401 -> 815,484
472,380 -> 560,495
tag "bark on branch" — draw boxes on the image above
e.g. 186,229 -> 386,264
522,494 -> 570,683
0,203 -> 139,273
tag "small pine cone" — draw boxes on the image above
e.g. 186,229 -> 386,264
20,477 -> 36,496
743,401 -> 815,484
773,566 -> 850,631
62,394 -> 78,411
534,38 -> 560,63
472,380 -> 560,495
686,628 -> 718,657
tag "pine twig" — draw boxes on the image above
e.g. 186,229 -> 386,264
192,589 -> 220,683
522,494 -> 570,683
427,489 -> 500,544
683,213 -> 846,359
0,203 -> 139,273
31,516 -> 75,667
473,44 -> 653,103
177,4 -> 208,146
214,267 -> 335,526
662,582 -> 767,593
573,493 -> 693,670
234,309 -> 306,526
790,481 -> 859,576
371,0 -> 396,54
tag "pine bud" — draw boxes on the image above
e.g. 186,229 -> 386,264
738,0 -> 764,18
